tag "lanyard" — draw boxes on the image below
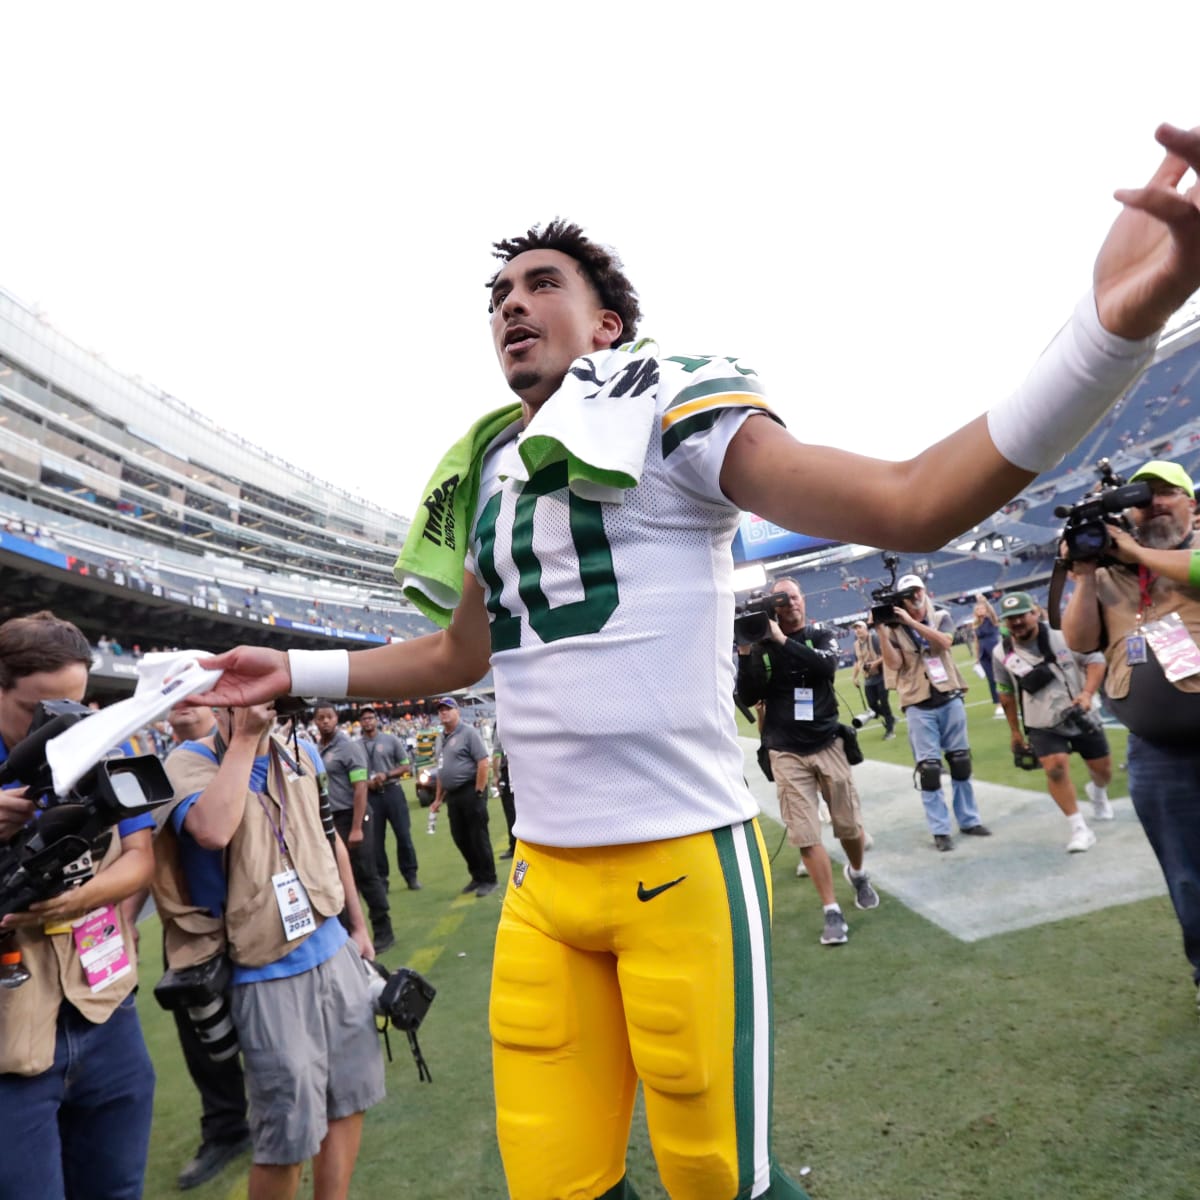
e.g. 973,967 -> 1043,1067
1137,564 -> 1157,623
254,742 -> 291,864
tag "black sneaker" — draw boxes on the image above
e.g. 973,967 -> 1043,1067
405,877 -> 423,891
177,1136 -> 252,1190
373,930 -> 396,955
933,834 -> 954,852
498,848 -> 515,860
960,824 -> 993,837
474,881 -> 499,897
461,881 -> 481,894
820,909 -> 849,946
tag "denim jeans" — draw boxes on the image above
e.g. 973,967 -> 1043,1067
1127,734 -> 1200,985
905,697 -> 981,835
0,994 -> 155,1200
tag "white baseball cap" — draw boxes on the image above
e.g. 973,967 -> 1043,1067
897,574 -> 924,592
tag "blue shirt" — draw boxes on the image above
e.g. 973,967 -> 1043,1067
172,738 -> 346,984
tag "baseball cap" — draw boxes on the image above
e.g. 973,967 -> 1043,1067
896,574 -> 924,593
435,697 -> 458,709
359,705 -> 377,717
1130,460 -> 1195,499
999,592 -> 1036,617
852,620 -> 867,629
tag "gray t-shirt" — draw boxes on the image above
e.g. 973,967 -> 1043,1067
360,730 -> 408,799
437,723 -> 488,790
992,625 -> 1103,731
320,729 -> 370,812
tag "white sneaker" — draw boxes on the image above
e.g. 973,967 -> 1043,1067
993,705 -> 1005,719
1086,782 -> 1114,821
1066,825 -> 1097,853
796,859 -> 809,878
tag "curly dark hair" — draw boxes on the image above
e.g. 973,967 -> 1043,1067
487,219 -> 641,344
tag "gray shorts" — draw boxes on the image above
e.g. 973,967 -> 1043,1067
230,938 -> 386,1165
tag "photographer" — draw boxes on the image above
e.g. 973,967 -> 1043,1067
1062,459 -> 1200,1009
850,619 -> 896,739
992,593 -> 1113,853
877,575 -> 992,850
737,579 -> 878,947
155,703 -> 384,1200
0,611 -> 156,1200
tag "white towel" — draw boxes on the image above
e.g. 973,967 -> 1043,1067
46,651 -> 222,797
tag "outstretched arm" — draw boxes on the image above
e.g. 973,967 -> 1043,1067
721,124 -> 1200,551
192,572 -> 493,708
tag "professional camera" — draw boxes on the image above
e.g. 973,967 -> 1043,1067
868,553 -> 915,626
363,959 -> 437,1081
1013,743 -> 1040,770
733,591 -> 789,646
0,700 -> 173,988
1047,459 -> 1152,628
153,954 -> 239,1062
1054,459 -> 1151,564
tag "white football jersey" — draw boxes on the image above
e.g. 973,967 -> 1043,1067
468,352 -> 778,847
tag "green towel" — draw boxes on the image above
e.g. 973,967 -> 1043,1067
393,404 -> 521,627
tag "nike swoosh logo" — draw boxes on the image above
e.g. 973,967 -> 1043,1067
637,875 -> 687,902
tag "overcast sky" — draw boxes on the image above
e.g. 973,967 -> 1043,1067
3,2 -> 1197,528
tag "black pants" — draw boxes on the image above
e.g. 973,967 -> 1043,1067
865,674 -> 895,733
445,783 -> 497,885
332,807 -> 393,939
498,782 -> 517,853
370,783 -> 419,885
172,1005 -> 249,1147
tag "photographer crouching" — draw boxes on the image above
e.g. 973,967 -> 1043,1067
154,703 -> 385,1200
0,612 -> 156,1200
1061,460 -> 1200,1012
736,579 -> 878,947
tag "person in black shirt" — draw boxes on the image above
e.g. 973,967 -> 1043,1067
737,579 -> 878,946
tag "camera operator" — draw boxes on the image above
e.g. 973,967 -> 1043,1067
850,619 -> 896,739
155,703 -> 384,1200
1061,459 -> 1200,1009
876,575 -> 992,850
992,593 -> 1113,854
737,579 -> 878,946
0,611 -> 157,1200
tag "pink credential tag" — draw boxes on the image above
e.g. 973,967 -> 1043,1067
1142,613 -> 1200,682
73,905 -> 132,993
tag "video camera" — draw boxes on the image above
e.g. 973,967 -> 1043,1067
869,553 -> 916,626
733,592 -> 789,646
1054,459 -> 1151,565
0,700 -> 173,987
1047,458 -> 1151,627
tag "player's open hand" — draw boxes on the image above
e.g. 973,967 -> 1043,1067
190,646 -> 291,707
1095,123 -> 1200,340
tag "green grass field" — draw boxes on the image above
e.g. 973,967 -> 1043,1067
137,654 -> 1198,1199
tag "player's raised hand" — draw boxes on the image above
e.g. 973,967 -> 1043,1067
1095,123 -> 1200,340
189,646 -> 291,707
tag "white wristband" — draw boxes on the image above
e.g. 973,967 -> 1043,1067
287,649 -> 350,698
986,291 -> 1159,474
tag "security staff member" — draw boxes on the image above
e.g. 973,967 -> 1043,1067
430,699 -> 495,897
737,578 -> 878,946
1063,459 -> 1200,1010
359,707 -> 420,891
877,575 -> 991,850
993,592 -> 1112,854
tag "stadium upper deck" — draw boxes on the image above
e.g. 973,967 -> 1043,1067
0,285 -> 434,649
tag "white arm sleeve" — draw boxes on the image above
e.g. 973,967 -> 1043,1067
986,291 -> 1159,473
